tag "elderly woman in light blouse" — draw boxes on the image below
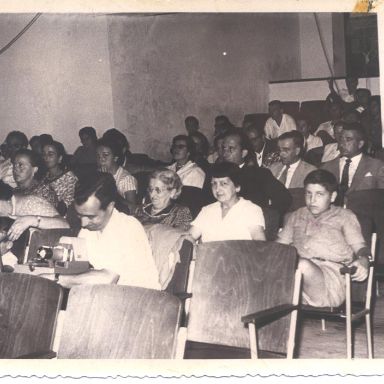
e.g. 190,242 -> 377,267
135,169 -> 192,231
189,162 -> 266,243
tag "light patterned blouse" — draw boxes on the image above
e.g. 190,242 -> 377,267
43,171 -> 78,207
113,166 -> 137,197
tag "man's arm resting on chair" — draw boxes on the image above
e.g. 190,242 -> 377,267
58,269 -> 120,288
348,244 -> 370,282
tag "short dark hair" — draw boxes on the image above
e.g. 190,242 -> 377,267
6,131 -> 28,148
343,122 -> 366,142
171,134 -> 196,159
304,169 -> 338,193
12,148 -> 39,167
185,116 -> 199,125
278,130 -> 305,150
244,122 -> 264,137
102,128 -> 129,165
222,128 -> 252,152
42,140 -> 69,169
295,112 -> 313,128
210,161 -> 241,187
74,172 -> 118,210
96,137 -> 123,159
79,126 -> 97,140
269,100 -> 282,109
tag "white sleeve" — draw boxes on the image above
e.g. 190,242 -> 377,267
264,118 -> 273,139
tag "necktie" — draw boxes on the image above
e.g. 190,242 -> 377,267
279,165 -> 290,187
335,158 -> 352,206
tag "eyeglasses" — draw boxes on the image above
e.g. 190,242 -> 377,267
147,187 -> 169,195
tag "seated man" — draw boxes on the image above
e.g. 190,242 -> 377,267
59,172 -> 160,290
269,131 -> 317,189
264,100 -> 297,140
296,113 -> 323,152
277,169 -> 369,307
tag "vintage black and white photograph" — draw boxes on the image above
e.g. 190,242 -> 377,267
0,2 -> 383,379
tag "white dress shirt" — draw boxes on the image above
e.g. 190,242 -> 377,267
167,160 -> 205,189
277,159 -> 301,188
305,134 -> 323,152
264,113 -> 297,140
339,153 -> 362,187
255,143 -> 266,167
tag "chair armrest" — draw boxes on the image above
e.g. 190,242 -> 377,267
16,350 -> 57,359
241,304 -> 298,325
173,292 -> 192,301
340,266 -> 357,275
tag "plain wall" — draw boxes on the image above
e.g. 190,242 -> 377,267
107,13 -> 301,161
0,14 -> 114,153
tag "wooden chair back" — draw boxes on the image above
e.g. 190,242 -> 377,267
58,285 -> 182,358
187,240 -> 298,355
165,239 -> 194,296
0,273 -> 63,358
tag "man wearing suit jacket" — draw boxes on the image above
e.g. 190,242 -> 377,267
245,124 -> 279,168
322,122 -> 384,263
269,131 -> 317,189
221,129 -> 292,240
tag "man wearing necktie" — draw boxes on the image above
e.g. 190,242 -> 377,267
322,122 -> 384,263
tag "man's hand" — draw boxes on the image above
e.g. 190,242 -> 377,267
349,256 -> 369,282
7,216 -> 36,241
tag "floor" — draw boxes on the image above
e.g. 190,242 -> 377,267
297,283 -> 384,358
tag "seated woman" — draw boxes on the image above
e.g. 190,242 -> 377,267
12,149 -> 58,208
135,169 -> 192,231
0,181 -> 69,265
277,169 -> 369,308
42,140 -> 78,214
96,137 -> 137,213
167,135 -> 205,189
189,162 -> 265,242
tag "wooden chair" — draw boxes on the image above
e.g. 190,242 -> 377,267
55,285 -> 182,358
181,240 -> 301,358
300,233 -> 377,359
0,273 -> 63,358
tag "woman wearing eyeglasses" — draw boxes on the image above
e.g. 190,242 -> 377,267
167,135 -> 206,189
135,169 -> 192,231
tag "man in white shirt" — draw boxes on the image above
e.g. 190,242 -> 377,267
296,113 -> 323,153
264,100 -> 297,140
315,101 -> 343,143
59,172 -> 160,290
269,131 -> 317,190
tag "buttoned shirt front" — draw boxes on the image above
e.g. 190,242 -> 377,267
264,113 -> 297,140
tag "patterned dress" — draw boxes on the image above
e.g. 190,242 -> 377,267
43,171 -> 78,208
14,179 -> 58,208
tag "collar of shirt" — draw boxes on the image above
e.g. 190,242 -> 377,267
255,144 -> 265,167
239,162 -> 245,168
339,153 -> 362,186
278,159 -> 301,188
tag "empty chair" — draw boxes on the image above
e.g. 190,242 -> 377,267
56,285 -> 182,358
0,273 -> 63,358
182,240 -> 301,358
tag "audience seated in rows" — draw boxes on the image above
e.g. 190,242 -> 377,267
278,169 -> 369,307
264,100 -> 297,140
135,168 -> 192,231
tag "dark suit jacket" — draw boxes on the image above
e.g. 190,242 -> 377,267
238,165 -> 292,215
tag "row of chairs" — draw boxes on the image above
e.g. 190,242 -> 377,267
0,231 -> 378,359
